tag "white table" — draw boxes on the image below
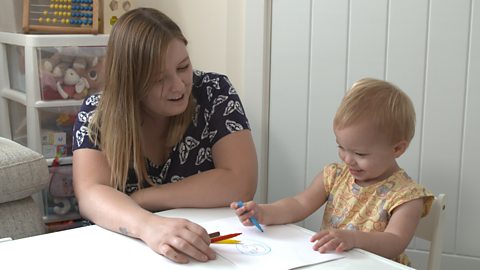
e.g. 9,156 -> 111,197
0,207 -> 414,269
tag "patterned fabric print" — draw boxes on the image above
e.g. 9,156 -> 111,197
74,94 -> 99,149
321,163 -> 434,266
72,70 -> 250,194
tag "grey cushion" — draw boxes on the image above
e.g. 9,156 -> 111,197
0,196 -> 46,239
0,137 -> 49,203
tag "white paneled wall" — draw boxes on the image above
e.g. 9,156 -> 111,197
268,0 -> 480,269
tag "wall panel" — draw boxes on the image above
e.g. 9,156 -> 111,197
304,0 -> 350,231
347,0 -> 388,84
457,0 -> 480,257
268,0 -> 311,202
386,0 -> 430,250
420,0 -> 470,253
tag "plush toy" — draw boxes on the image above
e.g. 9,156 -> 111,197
40,51 -> 73,100
77,55 -> 106,94
56,68 -> 90,100
49,165 -> 74,216
40,46 -> 106,100
41,52 -> 61,73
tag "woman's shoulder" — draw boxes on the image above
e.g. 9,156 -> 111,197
192,70 -> 241,111
193,70 -> 231,86
80,93 -> 102,111
192,70 -> 235,97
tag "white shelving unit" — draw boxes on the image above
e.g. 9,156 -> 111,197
0,32 -> 108,228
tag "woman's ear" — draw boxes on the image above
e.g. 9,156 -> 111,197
393,140 -> 409,158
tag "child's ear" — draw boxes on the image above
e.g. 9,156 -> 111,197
393,140 -> 409,158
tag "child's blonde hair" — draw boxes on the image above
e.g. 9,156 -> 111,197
334,78 -> 415,144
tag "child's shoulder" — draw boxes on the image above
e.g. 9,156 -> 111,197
385,170 -> 434,216
323,162 -> 348,177
323,163 -> 350,191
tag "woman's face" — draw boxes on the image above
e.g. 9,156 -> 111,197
142,38 -> 193,118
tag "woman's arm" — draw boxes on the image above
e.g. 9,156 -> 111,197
72,149 -> 216,263
311,198 -> 423,259
131,129 -> 258,211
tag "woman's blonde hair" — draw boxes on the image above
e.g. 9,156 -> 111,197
334,78 -> 415,144
88,8 -> 195,192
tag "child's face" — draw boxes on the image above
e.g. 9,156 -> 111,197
142,38 -> 193,118
334,120 -> 401,185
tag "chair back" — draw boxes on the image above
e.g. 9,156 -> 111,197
415,193 -> 447,270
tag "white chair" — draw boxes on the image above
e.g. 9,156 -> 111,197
414,193 -> 447,270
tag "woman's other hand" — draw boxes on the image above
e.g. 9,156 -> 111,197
140,215 -> 216,263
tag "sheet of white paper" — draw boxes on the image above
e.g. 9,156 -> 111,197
201,217 -> 344,270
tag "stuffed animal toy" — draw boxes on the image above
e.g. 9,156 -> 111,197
40,46 -> 106,100
49,165 -> 75,216
40,51 -> 73,100
41,52 -> 61,73
56,68 -> 90,100
77,55 -> 106,95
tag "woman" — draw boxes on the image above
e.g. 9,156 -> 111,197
72,7 -> 257,264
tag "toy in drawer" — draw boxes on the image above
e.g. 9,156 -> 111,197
37,46 -> 106,101
43,163 -> 80,221
39,106 -> 79,158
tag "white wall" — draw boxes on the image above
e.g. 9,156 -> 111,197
268,0 -> 480,269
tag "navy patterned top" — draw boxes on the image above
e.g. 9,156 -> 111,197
72,70 -> 250,194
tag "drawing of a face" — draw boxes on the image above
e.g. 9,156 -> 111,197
236,240 -> 271,256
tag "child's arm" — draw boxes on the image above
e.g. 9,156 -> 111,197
310,198 -> 423,259
231,171 -> 328,225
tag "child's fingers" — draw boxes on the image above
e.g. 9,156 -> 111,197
335,241 -> 347,253
310,230 -> 329,242
311,231 -> 333,251
318,238 -> 339,253
242,218 -> 253,226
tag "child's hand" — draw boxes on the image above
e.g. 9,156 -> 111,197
230,201 -> 264,227
310,229 -> 355,253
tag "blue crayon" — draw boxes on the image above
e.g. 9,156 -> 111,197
237,201 -> 264,232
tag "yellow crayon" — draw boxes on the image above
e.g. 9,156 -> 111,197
213,239 -> 241,244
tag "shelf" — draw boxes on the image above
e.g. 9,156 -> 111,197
43,212 -> 81,224
0,87 -> 26,105
0,32 -> 109,47
35,99 -> 83,108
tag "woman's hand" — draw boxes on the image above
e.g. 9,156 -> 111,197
140,215 -> 216,264
310,229 -> 356,253
230,201 -> 264,226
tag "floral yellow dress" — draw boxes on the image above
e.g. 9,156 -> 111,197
322,163 -> 434,266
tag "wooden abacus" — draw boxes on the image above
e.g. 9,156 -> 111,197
23,0 -> 99,34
